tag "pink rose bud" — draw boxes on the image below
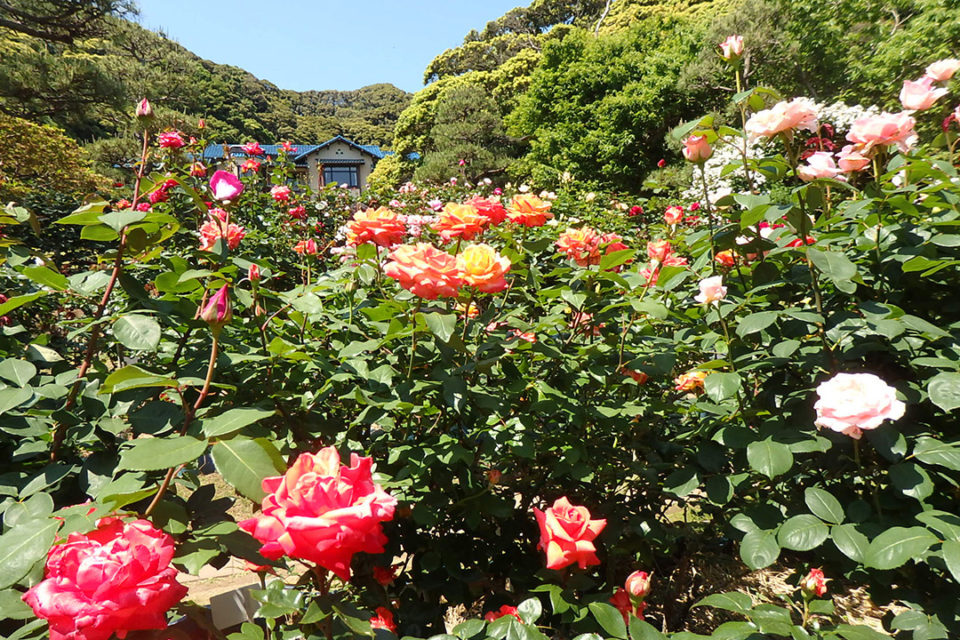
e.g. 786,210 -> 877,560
210,170 -> 244,201
248,264 -> 261,282
157,131 -> 185,149
682,135 -> 713,163
197,118 -> 206,129
626,570 -> 652,600
657,158 -> 666,168
458,159 -> 466,166
800,568 -> 828,598
200,285 -> 232,333
719,35 -> 744,62
135,98 -> 153,120
925,58 -> 960,82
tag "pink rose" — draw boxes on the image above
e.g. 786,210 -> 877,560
239,447 -> 397,580
625,570 -> 652,599
846,112 -> 917,153
797,151 -> 842,181
664,206 -> 684,225
22,517 -> 187,640
533,497 -> 606,570
719,35 -> 744,61
814,372 -> 906,439
682,135 -> 713,163
242,141 -> 264,156
745,98 -> 818,140
200,284 -> 232,332
837,144 -> 871,173
157,131 -> 185,149
209,170 -> 244,201
271,185 -> 292,202
900,76 -> 948,111
694,275 -> 726,305
925,58 -> 960,82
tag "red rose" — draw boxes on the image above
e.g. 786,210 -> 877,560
484,604 -> 522,623
22,517 -> 187,640
533,496 -> 606,570
370,607 -> 397,632
239,447 -> 397,580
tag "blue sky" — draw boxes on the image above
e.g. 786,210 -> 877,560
135,1 -> 524,94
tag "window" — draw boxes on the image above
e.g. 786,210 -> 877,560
323,165 -> 359,187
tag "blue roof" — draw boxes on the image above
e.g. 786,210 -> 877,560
202,136 -> 391,163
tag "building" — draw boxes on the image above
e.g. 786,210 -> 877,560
201,135 -> 389,192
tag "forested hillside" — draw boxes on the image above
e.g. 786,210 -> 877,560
381,0 -> 960,190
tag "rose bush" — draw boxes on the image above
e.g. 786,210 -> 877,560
1,37 -> 960,640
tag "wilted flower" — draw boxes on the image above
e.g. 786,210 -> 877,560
674,370 -> 707,392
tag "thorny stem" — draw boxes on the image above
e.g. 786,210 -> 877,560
700,164 -> 717,269
144,334 -> 220,516
51,130 -> 150,461
735,67 -> 755,193
407,301 -> 422,380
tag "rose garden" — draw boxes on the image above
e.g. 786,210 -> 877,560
2,25 -> 960,640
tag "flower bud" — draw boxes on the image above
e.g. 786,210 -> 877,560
135,98 -> 154,121
682,135 -> 713,164
197,118 -> 206,130
800,568 -> 828,598
200,285 -> 232,334
248,264 -> 261,282
625,571 -> 652,600
719,35 -> 744,63
486,469 -> 502,485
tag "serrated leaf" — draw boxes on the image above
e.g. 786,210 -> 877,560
914,437 -> 960,471
778,515 -> 829,551
423,312 -> 457,343
736,311 -> 778,337
21,265 -> 68,291
693,591 -> 753,613
740,530 -> 780,569
628,619 -> 665,640
588,602 -> 628,639
0,518 -> 59,588
704,372 -> 741,403
831,523 -> 869,562
113,314 -> 161,351
99,209 -> 147,233
101,365 -> 177,394
941,540 -> 960,584
804,487 -> 843,524
211,437 -> 285,501
202,407 -> 276,438
928,372 -> 960,412
746,438 -> 793,478
119,436 -> 207,471
864,526 -> 936,570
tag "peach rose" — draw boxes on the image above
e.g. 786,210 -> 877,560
837,144 -> 871,173
814,372 -> 905,439
694,275 -> 727,305
456,243 -> 511,292
846,112 -> 917,153
384,243 -> 462,299
900,76 -> 947,111
797,151 -> 842,181
533,496 -> 606,570
715,250 -> 735,267
431,203 -> 488,241
674,370 -> 707,392
346,207 -> 407,247
682,135 -> 713,163
507,194 -> 553,227
199,209 -> 246,251
664,206 -> 684,225
925,58 -> 960,82
556,226 -> 602,266
745,98 -> 818,140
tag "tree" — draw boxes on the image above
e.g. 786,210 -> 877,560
414,85 -> 512,184
0,0 -> 135,44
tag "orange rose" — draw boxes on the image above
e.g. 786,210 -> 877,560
556,226 -> 602,266
346,207 -> 407,247
456,244 -> 511,293
431,203 -> 488,242
507,194 -> 553,227
384,243 -> 462,299
621,367 -> 649,384
674,370 -> 707,392
533,496 -> 606,570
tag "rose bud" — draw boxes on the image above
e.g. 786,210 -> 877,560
800,568 -> 828,598
200,285 -> 232,334
135,98 -> 154,121
625,570 -> 652,600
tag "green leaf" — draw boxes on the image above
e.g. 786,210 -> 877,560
588,602 -> 628,639
423,312 -> 457,343
928,373 -> 960,412
804,487 -> 844,524
0,359 -> 36,387
693,591 -> 753,613
0,386 -> 32,414
119,436 -> 207,471
914,437 -> 960,471
915,510 -> 960,541
835,624 -> 894,640
889,462 -> 934,501
746,438 -> 793,478
453,619 -> 486,639
740,530 -> 780,569
704,372 -> 741,403
778,515 -> 829,551
202,407 -> 276,438
0,518 -> 59,588
101,365 -> 177,394
808,247 -> 857,282
736,311 -> 778,337
517,597 -> 542,624
831,524 -> 869,562
99,209 -> 147,233
113,314 -> 161,351
629,619 -> 665,640
864,526 -> 937,570
941,539 -> 960,583
21,265 -> 69,291
0,586 -> 34,619
0,291 -> 46,316
3,493 -> 54,528
599,249 -> 635,272
211,437 -> 286,501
